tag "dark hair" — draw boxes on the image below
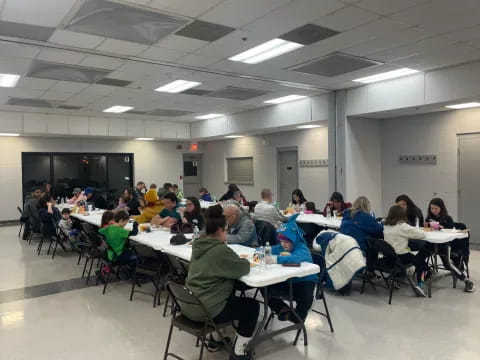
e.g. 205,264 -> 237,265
101,211 -> 115,227
163,192 -> 178,204
136,181 -> 145,186
173,184 -> 179,189
395,194 -> 419,223
150,183 -> 157,189
384,205 -> 408,226
124,187 -> 134,197
330,192 -> 344,203
61,208 -> 71,215
427,198 -> 449,222
228,184 -> 240,192
163,183 -> 173,190
114,210 -> 129,223
248,201 -> 258,213
186,196 -> 201,215
204,205 -> 226,235
291,189 -> 306,205
305,201 -> 316,211
199,187 -> 208,193
32,186 -> 42,192
37,196 -> 50,209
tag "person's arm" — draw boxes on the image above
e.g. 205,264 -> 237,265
357,212 -> 384,237
400,223 -> 426,240
128,222 -> 139,236
274,207 -> 288,222
417,208 -> 425,227
213,246 -> 250,279
275,245 -> 311,264
47,202 -> 53,214
227,219 -> 255,244
442,216 -> 455,229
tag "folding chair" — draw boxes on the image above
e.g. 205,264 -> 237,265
360,237 -> 420,304
254,220 -> 277,247
129,243 -> 165,307
81,233 -> 106,285
163,281 -> 234,360
46,220 -> 69,259
163,255 -> 190,317
17,206 -> 24,238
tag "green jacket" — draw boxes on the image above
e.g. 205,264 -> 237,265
183,237 -> 250,321
99,225 -> 129,261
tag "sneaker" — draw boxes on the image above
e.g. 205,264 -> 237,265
229,352 -> 253,360
464,280 -> 476,293
207,335 -> 231,351
414,285 -> 426,297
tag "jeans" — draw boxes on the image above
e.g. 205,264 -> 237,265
397,252 -> 428,283
267,281 -> 316,321
213,296 -> 260,337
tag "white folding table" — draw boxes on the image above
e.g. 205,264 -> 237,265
295,213 -> 341,229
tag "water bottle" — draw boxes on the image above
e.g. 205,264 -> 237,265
326,206 -> 331,219
212,194 -> 217,202
415,217 -> 420,228
370,210 -> 376,219
258,246 -> 266,272
265,242 -> 272,267
193,225 -> 199,242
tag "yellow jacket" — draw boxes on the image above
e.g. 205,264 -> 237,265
134,200 -> 164,223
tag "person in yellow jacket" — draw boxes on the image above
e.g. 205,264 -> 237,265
133,189 -> 164,223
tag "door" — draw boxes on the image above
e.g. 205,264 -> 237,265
277,148 -> 299,209
183,154 -> 202,198
458,134 -> 480,244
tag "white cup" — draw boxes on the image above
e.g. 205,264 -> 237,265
87,204 -> 93,212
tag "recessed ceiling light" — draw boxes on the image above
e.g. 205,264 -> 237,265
0,133 -> 20,136
135,137 -> 155,141
103,105 -> 134,113
229,38 -> 304,64
225,135 -> 243,138
353,68 -> 419,84
195,113 -> 224,120
155,80 -> 202,93
0,74 -> 20,88
297,125 -> 323,129
264,95 -> 307,104
445,102 -> 480,109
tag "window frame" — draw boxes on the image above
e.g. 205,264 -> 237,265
225,156 -> 254,185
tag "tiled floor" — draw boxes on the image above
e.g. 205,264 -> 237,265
1,224 -> 479,360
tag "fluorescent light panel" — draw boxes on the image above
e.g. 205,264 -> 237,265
103,105 -> 134,113
229,38 -> 303,64
0,73 -> 20,88
353,68 -> 419,84
445,102 -> 480,109
225,135 -> 243,138
195,113 -> 224,120
264,95 -> 307,104
135,137 -> 155,141
0,133 -> 20,136
297,125 -> 322,129
155,80 -> 202,93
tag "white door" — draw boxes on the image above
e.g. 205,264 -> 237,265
183,154 -> 202,198
458,134 -> 480,244
277,149 -> 299,209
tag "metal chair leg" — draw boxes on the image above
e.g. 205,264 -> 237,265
198,335 -> 205,360
86,257 -> 95,284
82,257 -> 90,278
321,289 -> 334,332
102,270 -> 110,295
163,322 -> 174,360
129,268 -> 137,301
264,312 -> 274,330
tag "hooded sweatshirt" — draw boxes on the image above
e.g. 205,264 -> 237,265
134,189 -> 164,223
183,236 -> 250,321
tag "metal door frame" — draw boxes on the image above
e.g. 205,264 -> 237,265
457,132 -> 480,223
277,147 -> 299,208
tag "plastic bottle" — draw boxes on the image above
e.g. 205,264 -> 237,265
193,225 -> 200,242
265,242 -> 272,267
415,217 -> 420,228
258,246 -> 266,272
326,206 -> 331,219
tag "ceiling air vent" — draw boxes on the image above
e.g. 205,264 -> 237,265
175,20 -> 234,42
26,60 -> 110,84
97,78 -> 132,87
279,24 -> 339,45
8,97 -> 54,108
148,109 -> 193,117
206,86 -> 269,100
0,20 -> 54,41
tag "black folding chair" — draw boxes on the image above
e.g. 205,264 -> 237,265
163,255 -> 190,317
46,220 -> 69,259
254,220 -> 277,247
81,232 -> 106,285
129,243 -> 165,307
163,281 -> 234,360
297,222 -> 324,248
360,237 -> 420,304
17,206 -> 24,238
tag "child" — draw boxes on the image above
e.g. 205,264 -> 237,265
199,187 -> 213,202
58,208 -> 82,248
113,196 -> 128,213
304,202 -> 316,214
258,219 -> 317,323
383,205 -> 430,297
173,184 -> 184,199
100,210 -> 115,228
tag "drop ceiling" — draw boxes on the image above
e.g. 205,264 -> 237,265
0,0 -> 478,122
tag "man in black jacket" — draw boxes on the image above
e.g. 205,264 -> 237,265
21,187 -> 42,240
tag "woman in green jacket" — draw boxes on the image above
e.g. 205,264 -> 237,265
184,205 -> 259,360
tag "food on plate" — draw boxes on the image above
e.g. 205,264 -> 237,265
239,254 -> 249,259
284,207 -> 295,215
280,251 -> 291,256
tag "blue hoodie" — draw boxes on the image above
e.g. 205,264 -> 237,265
201,193 -> 213,202
340,209 -> 383,252
271,215 -> 318,283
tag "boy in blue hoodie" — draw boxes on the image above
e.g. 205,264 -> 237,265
264,219 -> 318,323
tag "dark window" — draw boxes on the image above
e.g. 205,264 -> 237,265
183,160 -> 198,177
22,154 -> 51,195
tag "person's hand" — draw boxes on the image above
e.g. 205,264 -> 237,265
327,201 -> 333,205
253,254 -> 259,263
266,255 -> 277,264
151,216 -> 161,225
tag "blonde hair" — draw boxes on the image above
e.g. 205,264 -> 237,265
350,196 -> 371,217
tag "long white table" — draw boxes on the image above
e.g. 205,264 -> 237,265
296,213 -> 341,229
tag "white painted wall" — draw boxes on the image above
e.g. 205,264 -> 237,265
200,127 -> 329,208
381,108 -> 480,219
345,117 -> 383,215
0,136 -> 189,221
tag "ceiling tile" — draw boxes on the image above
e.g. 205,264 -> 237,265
66,93 -> 102,106
355,0 -> 417,15
146,0 -> 224,17
0,42 -> 40,59
124,0 -> 150,5
444,25 -> 480,43
96,39 -> 149,56
5,87 -> 45,99
1,0 -> 77,27
313,5 -> 379,31
48,29 -> 105,49
137,46 -> 185,62
36,49 -> 86,65
155,34 -> 208,52
81,85 -> 116,96
49,81 -> 89,93
0,56 -> 33,74
17,77 -> 56,91
199,0 -> 290,28
78,55 -> 125,71
41,90 -> 75,101
176,54 -> 220,67
0,20 -> 55,41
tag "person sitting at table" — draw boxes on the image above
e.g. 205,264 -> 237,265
183,205 -> 260,360
58,208 -> 82,248
179,196 -> 204,230
289,189 -> 307,212
395,194 -> 427,251
260,220 -> 317,323
101,210 -> 115,228
124,187 -> 140,216
84,187 -> 107,210
151,192 -> 181,227
37,195 -> 57,241
304,202 -> 317,214
157,182 -> 172,199
21,186 -> 42,240
149,183 -> 157,190
234,190 -> 248,206
133,189 -> 164,224
224,203 -> 258,246
113,196 -> 128,213
199,187 -> 213,202
219,184 -> 240,202
134,181 -> 146,199
68,188 -> 82,204
322,192 -> 351,217
254,188 -> 287,228
383,205 -> 430,297
172,184 -> 184,199
425,198 -> 475,293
